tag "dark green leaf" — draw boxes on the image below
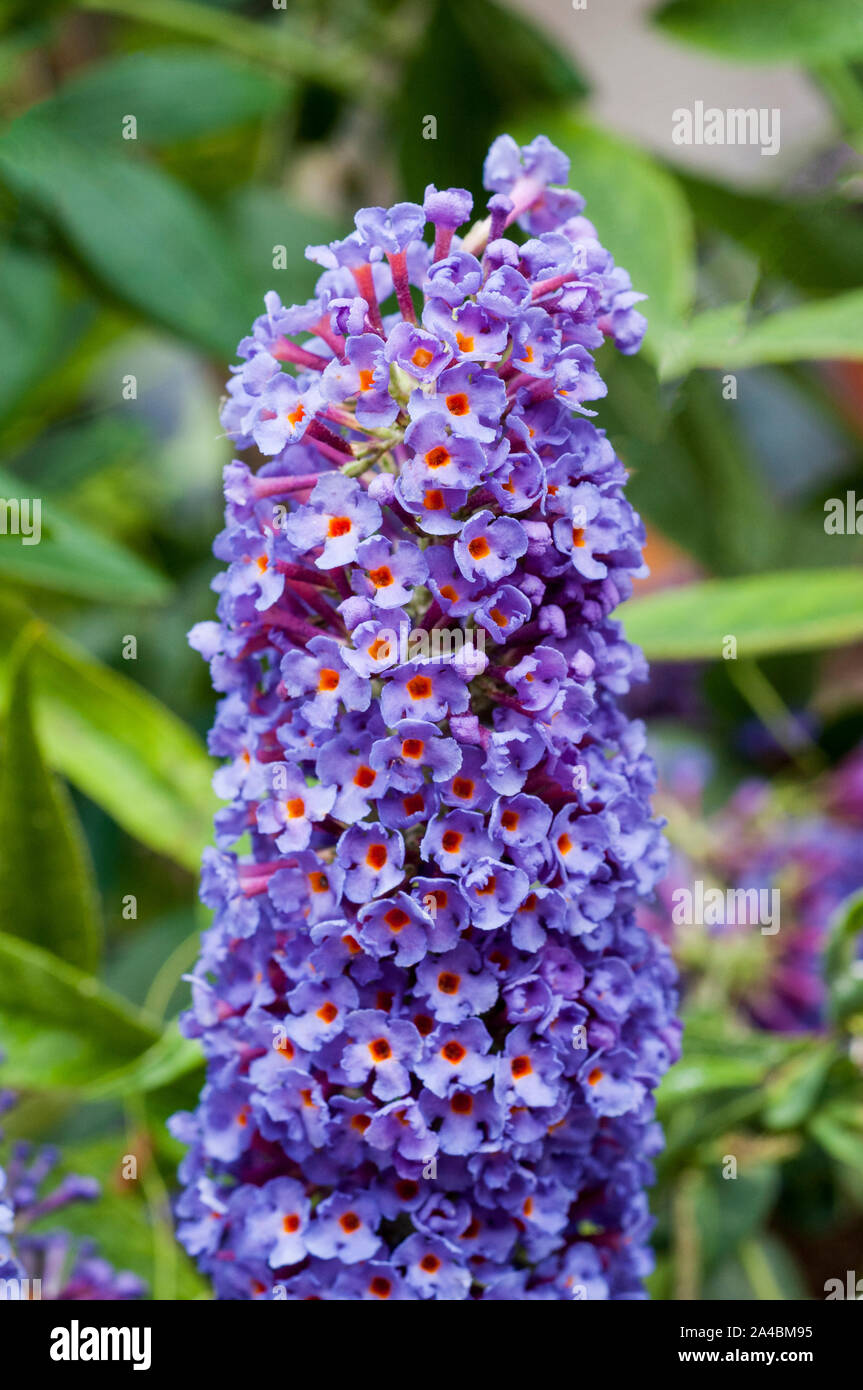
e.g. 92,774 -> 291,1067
33,47 -> 289,147
0,111 -> 253,356
0,244 -> 66,423
81,1022 -> 204,1101
225,186 -> 340,315
696,1167 -> 781,1269
680,173 -> 863,296
394,0 -> 587,200
0,657 -> 101,972
622,568 -> 863,661
653,0 -> 863,63
0,596 -> 215,870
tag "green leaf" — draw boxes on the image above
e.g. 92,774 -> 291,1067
512,113 -> 695,352
0,657 -> 101,972
659,291 -> 863,378
696,1167 -> 781,1270
622,568 -> 863,661
653,0 -> 863,64
225,186 -> 340,315
32,46 -> 289,147
394,0 -> 587,200
0,111 -> 253,356
0,466 -> 170,603
76,0 -> 364,95
0,244 -> 67,423
824,888 -> 863,1024
81,1021 -> 203,1101
657,1054 -> 771,1106
0,929 -> 158,1089
680,173 -> 863,296
0,596 -> 215,871
762,1042 -> 836,1130
810,1104 -> 863,1170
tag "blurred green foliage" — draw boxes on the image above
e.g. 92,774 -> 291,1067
0,0 -> 862,1299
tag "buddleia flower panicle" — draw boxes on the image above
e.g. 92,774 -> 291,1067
0,1089 -> 144,1300
172,134 -> 680,1301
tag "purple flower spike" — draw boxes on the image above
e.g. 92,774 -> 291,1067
175,132 -> 678,1302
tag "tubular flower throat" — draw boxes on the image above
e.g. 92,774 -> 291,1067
172,134 -> 680,1301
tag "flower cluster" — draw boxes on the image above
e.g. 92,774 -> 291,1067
173,134 -> 679,1300
641,747 -> 863,1032
0,1092 -> 143,1300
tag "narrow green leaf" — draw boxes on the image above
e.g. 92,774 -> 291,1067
0,466 -> 170,603
659,292 -> 863,378
512,113 -> 695,352
0,930 -> 158,1089
762,1042 -> 836,1130
33,47 -> 289,147
823,888 -> 863,1024
0,657 -> 101,972
81,1022 -> 203,1101
657,1054 -> 770,1106
0,244 -> 66,423
810,1105 -> 863,1170
0,596 -> 215,870
0,112 -> 253,356
654,0 -> 863,64
622,568 -> 863,661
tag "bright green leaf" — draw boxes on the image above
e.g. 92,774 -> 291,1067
657,1054 -> 770,1105
0,930 -> 158,1089
762,1042 -> 836,1130
0,657 -> 101,972
810,1105 -> 863,1170
659,292 -> 863,378
824,888 -> 863,1024
0,596 -> 215,871
653,0 -> 863,64
622,568 -> 863,661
